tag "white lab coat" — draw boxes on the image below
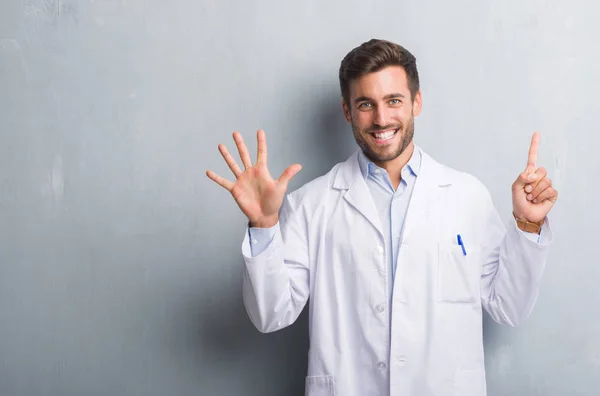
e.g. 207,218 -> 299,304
241,147 -> 552,396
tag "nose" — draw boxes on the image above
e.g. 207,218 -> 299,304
373,106 -> 390,127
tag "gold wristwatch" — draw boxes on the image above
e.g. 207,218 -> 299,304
513,214 -> 544,234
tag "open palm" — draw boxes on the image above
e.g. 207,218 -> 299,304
206,130 -> 302,228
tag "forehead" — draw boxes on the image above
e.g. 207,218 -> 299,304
348,66 -> 410,100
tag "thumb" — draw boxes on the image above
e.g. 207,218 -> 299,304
277,164 -> 302,189
513,171 -> 538,191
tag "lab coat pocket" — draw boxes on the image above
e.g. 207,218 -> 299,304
454,369 -> 486,396
438,244 -> 480,303
305,375 -> 335,396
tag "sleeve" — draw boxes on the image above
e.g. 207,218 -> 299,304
479,188 -> 554,327
241,192 -> 311,333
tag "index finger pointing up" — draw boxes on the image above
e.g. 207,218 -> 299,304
526,132 -> 540,173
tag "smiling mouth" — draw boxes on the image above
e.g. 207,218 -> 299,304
369,128 -> 398,142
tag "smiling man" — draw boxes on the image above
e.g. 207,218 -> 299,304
343,61 -> 420,191
207,39 -> 558,396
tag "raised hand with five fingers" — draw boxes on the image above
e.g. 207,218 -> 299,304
206,130 -> 302,228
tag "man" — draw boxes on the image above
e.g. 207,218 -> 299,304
206,39 -> 557,396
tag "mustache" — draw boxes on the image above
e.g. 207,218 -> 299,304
367,124 -> 403,133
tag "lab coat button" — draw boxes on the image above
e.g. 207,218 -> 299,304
375,304 -> 385,313
376,361 -> 387,371
375,245 -> 384,255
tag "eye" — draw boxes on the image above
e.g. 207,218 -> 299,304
389,99 -> 402,105
358,102 -> 373,109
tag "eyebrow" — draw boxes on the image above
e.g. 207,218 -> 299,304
354,93 -> 406,104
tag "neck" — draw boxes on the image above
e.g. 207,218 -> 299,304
374,142 -> 415,190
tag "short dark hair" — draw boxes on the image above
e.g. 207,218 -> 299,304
339,39 -> 420,105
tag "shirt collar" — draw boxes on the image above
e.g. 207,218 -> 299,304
358,145 -> 422,180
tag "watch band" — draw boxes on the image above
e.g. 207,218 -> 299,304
514,215 -> 544,234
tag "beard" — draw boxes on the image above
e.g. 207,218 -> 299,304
352,112 -> 415,164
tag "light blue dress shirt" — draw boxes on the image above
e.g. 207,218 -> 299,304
356,148 -> 421,300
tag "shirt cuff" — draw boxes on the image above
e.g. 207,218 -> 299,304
516,217 -> 552,244
248,224 -> 278,257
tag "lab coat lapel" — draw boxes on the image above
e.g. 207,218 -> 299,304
401,148 -> 453,243
333,151 -> 384,237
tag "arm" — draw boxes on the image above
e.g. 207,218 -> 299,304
481,132 -> 558,326
242,193 -> 310,333
480,191 -> 554,327
205,129 -> 305,333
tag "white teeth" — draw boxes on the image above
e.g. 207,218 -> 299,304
372,130 -> 396,140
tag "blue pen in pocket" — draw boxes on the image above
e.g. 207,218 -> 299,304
457,234 -> 467,256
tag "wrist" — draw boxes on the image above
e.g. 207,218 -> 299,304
249,216 -> 278,228
513,213 -> 544,234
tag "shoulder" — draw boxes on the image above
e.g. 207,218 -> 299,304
286,161 -> 345,210
421,148 -> 492,200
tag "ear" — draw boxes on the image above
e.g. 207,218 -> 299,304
341,98 -> 352,123
412,91 -> 423,117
